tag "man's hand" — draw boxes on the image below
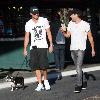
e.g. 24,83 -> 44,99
92,49 -> 95,57
24,49 -> 27,57
60,28 -> 71,38
49,45 -> 53,53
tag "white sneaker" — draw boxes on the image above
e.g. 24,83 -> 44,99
44,80 -> 51,90
35,83 -> 44,91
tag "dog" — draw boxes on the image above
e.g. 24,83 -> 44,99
5,75 -> 24,91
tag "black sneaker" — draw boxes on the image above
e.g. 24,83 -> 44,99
57,74 -> 62,80
55,67 -> 60,71
81,81 -> 87,90
59,67 -> 64,71
74,85 -> 81,93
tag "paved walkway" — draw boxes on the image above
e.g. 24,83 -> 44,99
0,64 -> 100,89
0,64 -> 100,100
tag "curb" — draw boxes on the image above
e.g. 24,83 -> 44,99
0,66 -> 100,90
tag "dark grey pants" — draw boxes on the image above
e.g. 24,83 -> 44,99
71,50 -> 85,86
54,44 -> 65,69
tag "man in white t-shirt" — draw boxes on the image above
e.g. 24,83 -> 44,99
62,9 -> 95,93
24,6 -> 53,91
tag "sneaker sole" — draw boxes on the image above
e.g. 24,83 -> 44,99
45,88 -> 51,91
35,87 -> 44,91
82,87 -> 86,90
45,89 -> 51,91
74,91 -> 81,93
35,89 -> 44,91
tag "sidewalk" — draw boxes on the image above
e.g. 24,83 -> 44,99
0,64 -> 100,100
0,63 -> 100,90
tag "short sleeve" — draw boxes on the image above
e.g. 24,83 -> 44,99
25,22 -> 30,32
44,18 -> 50,29
85,22 -> 90,32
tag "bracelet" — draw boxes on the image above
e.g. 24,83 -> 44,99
50,44 -> 53,47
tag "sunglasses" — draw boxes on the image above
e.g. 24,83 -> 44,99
32,13 -> 39,15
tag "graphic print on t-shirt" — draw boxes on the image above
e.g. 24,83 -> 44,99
32,25 -> 43,42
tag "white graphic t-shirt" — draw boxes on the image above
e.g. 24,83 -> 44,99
25,17 -> 50,50
67,20 -> 90,50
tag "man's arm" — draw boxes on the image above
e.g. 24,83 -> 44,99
65,31 -> 71,38
46,28 -> 53,53
60,27 -> 71,38
87,31 -> 95,57
24,32 -> 30,56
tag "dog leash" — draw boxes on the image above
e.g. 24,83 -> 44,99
16,56 -> 29,77
25,56 -> 29,68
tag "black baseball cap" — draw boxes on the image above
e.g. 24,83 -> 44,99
68,9 -> 82,17
30,6 -> 39,14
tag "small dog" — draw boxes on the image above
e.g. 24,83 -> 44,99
5,75 -> 24,91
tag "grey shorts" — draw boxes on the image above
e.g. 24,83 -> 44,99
29,48 -> 49,70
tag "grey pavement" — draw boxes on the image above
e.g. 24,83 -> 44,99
0,63 -> 100,82
0,64 -> 100,100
